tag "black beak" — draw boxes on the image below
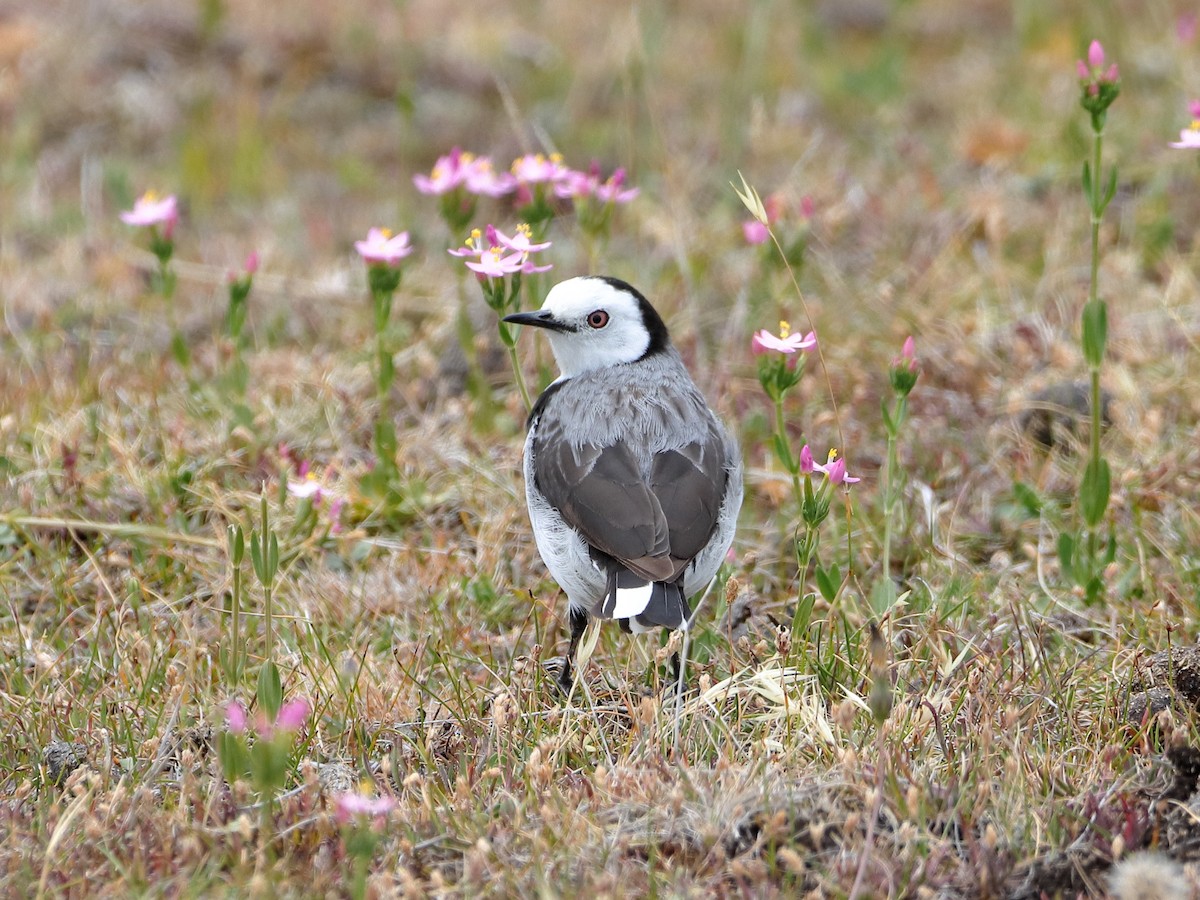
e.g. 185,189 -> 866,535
502,309 -> 576,333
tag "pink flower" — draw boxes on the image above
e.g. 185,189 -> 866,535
275,698 -> 310,733
593,168 -> 639,204
742,194 -> 785,244
891,335 -> 918,372
413,148 -> 471,194
799,444 -> 817,475
120,192 -> 179,235
554,167 -> 598,200
511,153 -> 569,185
743,220 -> 770,244
464,159 -> 516,197
466,248 -> 529,277
1171,102 -> 1200,149
226,701 -> 248,734
328,497 -> 346,534
451,224 -> 553,277
1170,128 -> 1200,149
243,251 -> 260,275
288,471 -> 324,502
495,224 -> 551,254
1077,40 -> 1118,85
335,792 -> 396,824
800,195 -> 815,220
814,450 -> 860,486
355,228 -> 412,266
1179,13 -> 1197,43
751,322 -> 817,355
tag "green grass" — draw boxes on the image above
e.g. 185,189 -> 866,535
4,0 -> 1200,896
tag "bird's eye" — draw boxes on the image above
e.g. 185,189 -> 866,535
587,310 -> 610,329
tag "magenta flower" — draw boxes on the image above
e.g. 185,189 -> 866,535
275,698 -> 310,733
243,251 -> 260,275
1076,40 -> 1119,87
226,701 -> 248,734
355,228 -> 412,266
743,220 -> 770,244
815,450 -> 860,486
120,192 -> 179,236
892,335 -> 917,372
799,444 -> 817,475
335,791 -> 396,824
451,224 -> 553,277
751,322 -> 817,355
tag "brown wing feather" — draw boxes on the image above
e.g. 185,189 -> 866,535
534,434 -> 677,581
533,421 -> 729,584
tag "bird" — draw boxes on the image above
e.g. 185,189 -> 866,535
503,275 -> 743,693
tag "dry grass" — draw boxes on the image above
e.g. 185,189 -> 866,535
4,0 -> 1200,896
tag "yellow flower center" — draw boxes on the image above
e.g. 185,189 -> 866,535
779,320 -> 791,338
141,190 -> 160,203
516,223 -> 533,239
826,449 -> 839,464
379,228 -> 393,239
1190,120 -> 1200,132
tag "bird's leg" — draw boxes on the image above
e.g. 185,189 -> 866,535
557,607 -> 590,694
669,593 -> 693,696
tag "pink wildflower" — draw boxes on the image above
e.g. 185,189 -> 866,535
799,444 -> 817,475
511,152 -> 569,185
335,791 -> 396,824
354,228 -> 412,267
751,322 -> 817,355
817,451 -> 861,486
120,192 -> 179,236
226,701 -> 248,734
275,698 -> 310,733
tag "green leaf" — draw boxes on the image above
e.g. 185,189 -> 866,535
1012,481 -> 1042,517
880,396 -> 895,434
815,563 -> 840,602
249,531 -> 265,582
1057,532 -> 1076,583
1102,165 -> 1118,210
257,661 -> 283,720
870,578 -> 898,616
228,525 -> 245,566
218,731 -> 247,784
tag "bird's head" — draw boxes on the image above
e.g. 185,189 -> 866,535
503,276 -> 670,378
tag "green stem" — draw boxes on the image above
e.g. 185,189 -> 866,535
506,343 -> 533,411
774,395 -> 802,507
1086,129 -> 1105,567
880,395 -> 906,597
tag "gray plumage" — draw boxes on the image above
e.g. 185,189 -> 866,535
504,276 -> 742,689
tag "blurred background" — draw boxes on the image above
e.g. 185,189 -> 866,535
3,0 -> 1200,526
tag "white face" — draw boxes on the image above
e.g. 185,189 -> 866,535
537,277 -> 654,378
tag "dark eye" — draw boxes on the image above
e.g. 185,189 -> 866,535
587,310 -> 610,329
